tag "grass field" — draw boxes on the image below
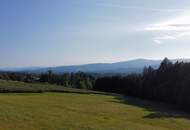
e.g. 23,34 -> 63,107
0,80 -> 103,94
0,80 -> 190,130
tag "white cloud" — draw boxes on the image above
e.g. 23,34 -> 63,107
145,24 -> 190,31
97,3 -> 190,13
145,15 -> 190,44
153,35 -> 177,44
145,23 -> 190,32
153,39 -> 163,44
157,35 -> 177,40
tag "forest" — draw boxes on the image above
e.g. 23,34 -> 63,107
1,58 -> 190,111
95,58 -> 190,111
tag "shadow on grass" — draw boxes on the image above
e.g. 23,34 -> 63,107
0,86 -> 119,97
53,89 -> 121,96
111,95 -> 190,120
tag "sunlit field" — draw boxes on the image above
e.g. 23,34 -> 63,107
0,83 -> 189,130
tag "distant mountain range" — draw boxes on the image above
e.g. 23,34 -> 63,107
1,58 -> 190,74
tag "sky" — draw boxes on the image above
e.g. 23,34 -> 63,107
1,0 -> 190,67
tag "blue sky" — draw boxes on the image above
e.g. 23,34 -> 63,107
1,0 -> 190,67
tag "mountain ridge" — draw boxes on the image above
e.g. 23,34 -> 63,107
1,58 -> 190,74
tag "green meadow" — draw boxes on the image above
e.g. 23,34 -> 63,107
0,80 -> 189,130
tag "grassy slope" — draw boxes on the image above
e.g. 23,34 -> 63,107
0,80 -> 189,130
0,80 -> 104,94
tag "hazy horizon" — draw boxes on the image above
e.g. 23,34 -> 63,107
1,0 -> 190,67
1,57 -> 190,68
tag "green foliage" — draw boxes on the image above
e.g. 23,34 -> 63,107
39,72 -> 95,89
0,72 -> 95,90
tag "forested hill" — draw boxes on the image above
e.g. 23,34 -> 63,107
1,58 -> 190,74
95,58 -> 190,111
1,58 -> 190,111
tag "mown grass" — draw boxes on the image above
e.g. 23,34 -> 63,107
0,80 -> 190,130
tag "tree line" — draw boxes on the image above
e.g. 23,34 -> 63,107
0,71 -> 95,89
94,58 -> 190,111
1,58 -> 190,111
